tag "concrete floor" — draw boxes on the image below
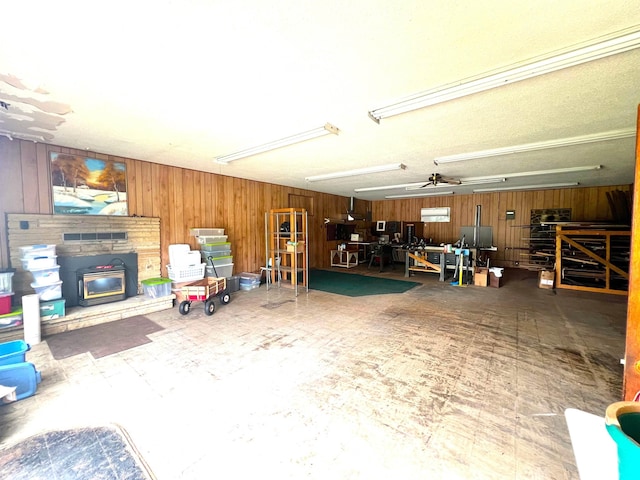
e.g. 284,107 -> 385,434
0,267 -> 627,479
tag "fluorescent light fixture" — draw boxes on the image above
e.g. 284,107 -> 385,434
215,123 -> 339,164
473,182 -> 579,193
385,191 -> 454,199
434,130 -> 633,164
465,165 -> 602,180
368,26 -> 640,123
305,163 -> 406,183
355,182 -> 427,192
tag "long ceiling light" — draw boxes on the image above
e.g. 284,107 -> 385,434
354,182 -> 427,192
473,182 -> 579,193
385,191 -> 454,199
368,26 -> 640,123
434,130 -> 633,165
465,165 -> 602,180
305,163 -> 406,182
215,123 -> 339,164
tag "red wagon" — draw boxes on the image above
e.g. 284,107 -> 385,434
179,277 -> 230,316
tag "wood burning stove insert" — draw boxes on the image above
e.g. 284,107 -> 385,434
58,253 -> 138,307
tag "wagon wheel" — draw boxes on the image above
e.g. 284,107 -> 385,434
219,290 -> 231,305
204,298 -> 216,316
179,301 -> 191,315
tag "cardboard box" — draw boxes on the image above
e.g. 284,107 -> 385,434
286,241 -> 305,253
474,267 -> 488,287
538,270 -> 555,289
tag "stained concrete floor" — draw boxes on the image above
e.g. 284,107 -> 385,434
0,267 -> 627,479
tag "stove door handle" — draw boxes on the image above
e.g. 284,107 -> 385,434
78,279 -> 83,298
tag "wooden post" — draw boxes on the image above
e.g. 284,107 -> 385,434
624,104 -> 640,400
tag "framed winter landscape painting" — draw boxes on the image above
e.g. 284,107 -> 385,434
50,152 -> 128,215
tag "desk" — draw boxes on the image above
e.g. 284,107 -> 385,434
347,242 -> 376,264
331,249 -> 359,269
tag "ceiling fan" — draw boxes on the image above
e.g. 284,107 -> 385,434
418,173 -> 462,188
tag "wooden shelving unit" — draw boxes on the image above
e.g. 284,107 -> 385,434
265,208 -> 309,296
554,224 -> 630,295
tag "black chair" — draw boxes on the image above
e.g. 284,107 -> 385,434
368,244 -> 395,272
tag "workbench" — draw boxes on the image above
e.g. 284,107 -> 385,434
403,247 -> 475,281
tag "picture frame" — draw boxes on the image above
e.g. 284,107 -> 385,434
50,152 -> 128,216
376,220 -> 386,232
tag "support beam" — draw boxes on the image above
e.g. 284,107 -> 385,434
624,104 -> 640,400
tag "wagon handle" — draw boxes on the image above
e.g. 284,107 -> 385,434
207,255 -> 220,278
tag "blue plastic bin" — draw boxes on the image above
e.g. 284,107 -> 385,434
0,362 -> 41,401
0,340 -> 30,366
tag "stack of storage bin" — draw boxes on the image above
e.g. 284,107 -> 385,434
0,269 -> 22,329
0,340 -> 42,402
239,272 -> 261,291
190,228 -> 234,279
20,245 -> 64,303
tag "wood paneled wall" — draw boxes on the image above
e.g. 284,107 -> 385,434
372,185 -> 631,267
0,138 -> 363,275
0,137 -> 631,274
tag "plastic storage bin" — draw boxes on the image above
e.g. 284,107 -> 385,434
226,275 -> 240,293
200,242 -> 231,252
31,280 -> 63,301
0,293 -> 13,315
196,235 -> 228,245
19,244 -> 56,259
0,308 -> 23,329
201,250 -> 231,262
239,272 -> 261,291
168,244 -> 191,266
0,270 -> 14,294
39,299 -> 66,321
141,278 -> 172,298
0,362 -> 41,401
30,265 -> 61,286
21,255 -> 58,270
0,340 -> 30,366
206,263 -> 233,279
203,255 -> 233,267
190,228 -> 225,237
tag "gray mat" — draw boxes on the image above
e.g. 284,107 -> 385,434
46,315 -> 163,360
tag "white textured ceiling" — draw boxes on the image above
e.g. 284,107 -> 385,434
1,1 -> 639,200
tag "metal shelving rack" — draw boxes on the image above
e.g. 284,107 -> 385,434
265,208 -> 309,296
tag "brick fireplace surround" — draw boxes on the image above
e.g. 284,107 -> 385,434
1,214 -> 173,341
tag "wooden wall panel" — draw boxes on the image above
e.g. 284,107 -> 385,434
0,136 -> 631,277
0,137 -> 361,276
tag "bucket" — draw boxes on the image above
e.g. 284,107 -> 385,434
605,401 -> 640,479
